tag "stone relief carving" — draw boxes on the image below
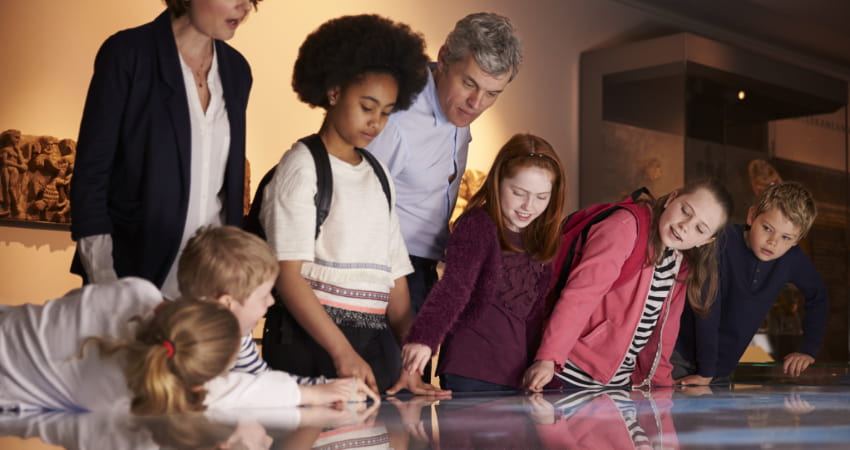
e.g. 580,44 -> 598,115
0,129 -> 74,225
0,128 -> 255,227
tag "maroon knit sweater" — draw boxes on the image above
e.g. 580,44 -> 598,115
404,208 -> 551,388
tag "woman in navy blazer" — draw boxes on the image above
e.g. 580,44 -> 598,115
70,1 -> 261,297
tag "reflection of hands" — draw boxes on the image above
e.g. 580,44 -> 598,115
675,384 -> 714,397
783,392 -> 815,415
783,353 -> 814,377
523,360 -> 555,392
387,397 -> 439,443
401,343 -> 432,376
300,377 -> 380,406
299,401 -> 381,429
223,421 -> 273,450
385,371 -> 452,398
674,375 -> 712,386
524,393 -> 556,425
334,351 -> 379,393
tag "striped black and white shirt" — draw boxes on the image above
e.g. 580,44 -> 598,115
231,334 -> 328,386
558,248 -> 680,387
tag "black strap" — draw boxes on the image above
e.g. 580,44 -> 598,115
300,134 -> 333,239
357,148 -> 392,212
243,167 -> 275,240
245,134 -> 393,240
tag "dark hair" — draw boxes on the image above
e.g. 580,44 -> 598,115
462,133 -> 565,262
292,14 -> 429,111
164,0 -> 262,18
646,178 -> 733,317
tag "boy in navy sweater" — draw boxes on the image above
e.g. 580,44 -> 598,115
673,181 -> 829,384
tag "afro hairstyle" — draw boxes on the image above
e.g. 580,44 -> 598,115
292,14 -> 429,112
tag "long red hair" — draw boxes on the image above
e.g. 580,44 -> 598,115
461,133 -> 566,262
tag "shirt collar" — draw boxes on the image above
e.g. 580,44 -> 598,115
423,67 -> 450,127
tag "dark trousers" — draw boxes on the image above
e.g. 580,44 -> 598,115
407,255 -> 440,315
441,373 -> 516,392
263,304 -> 393,392
379,255 -> 440,384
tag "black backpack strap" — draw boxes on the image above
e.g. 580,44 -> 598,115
300,134 -> 333,239
252,136 -> 391,241
243,166 -> 278,240
358,148 -> 392,210
630,186 -> 650,202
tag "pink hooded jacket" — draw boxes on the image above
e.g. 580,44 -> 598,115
536,206 -> 689,386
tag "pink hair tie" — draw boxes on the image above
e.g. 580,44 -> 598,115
162,340 -> 175,359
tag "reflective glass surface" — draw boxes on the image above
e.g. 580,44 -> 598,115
4,367 -> 850,449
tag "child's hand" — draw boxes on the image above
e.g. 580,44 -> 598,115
675,384 -> 714,397
783,352 -> 814,377
333,351 -> 379,393
221,420 -> 273,450
299,377 -> 380,406
385,371 -> 452,398
400,343 -> 432,376
783,392 -> 815,415
674,375 -> 712,386
524,393 -> 556,424
523,360 -> 555,392
386,397 -> 438,443
299,400 -> 381,429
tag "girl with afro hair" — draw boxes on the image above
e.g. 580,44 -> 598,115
259,14 -> 447,396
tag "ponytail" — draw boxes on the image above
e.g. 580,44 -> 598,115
81,299 -> 240,415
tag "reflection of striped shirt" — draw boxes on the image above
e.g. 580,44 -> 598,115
611,390 -> 651,448
559,248 -> 680,387
555,389 -> 650,447
231,334 -> 328,385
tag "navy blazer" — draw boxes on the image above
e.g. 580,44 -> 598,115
70,11 -> 251,287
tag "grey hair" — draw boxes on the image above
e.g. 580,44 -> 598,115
442,12 -> 522,81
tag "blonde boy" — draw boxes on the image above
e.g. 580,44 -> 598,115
177,226 -> 323,383
673,182 -> 830,384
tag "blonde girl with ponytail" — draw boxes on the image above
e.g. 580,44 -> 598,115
1,278 -> 377,413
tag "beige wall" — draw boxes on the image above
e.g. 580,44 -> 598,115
1,0 -> 660,304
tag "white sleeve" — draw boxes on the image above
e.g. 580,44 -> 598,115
259,144 -> 317,262
205,408 -> 302,430
203,370 -> 302,409
77,234 -> 118,283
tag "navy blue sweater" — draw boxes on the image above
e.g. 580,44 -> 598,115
675,224 -> 829,378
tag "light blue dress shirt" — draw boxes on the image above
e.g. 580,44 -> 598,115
367,69 -> 472,260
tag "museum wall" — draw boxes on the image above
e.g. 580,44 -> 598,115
1,0 -> 847,305
0,0 -> 656,303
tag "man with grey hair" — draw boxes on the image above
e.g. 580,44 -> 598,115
368,12 -> 522,317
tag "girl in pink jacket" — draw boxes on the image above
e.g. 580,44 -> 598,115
524,179 -> 732,390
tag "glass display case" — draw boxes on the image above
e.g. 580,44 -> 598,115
580,33 -> 849,362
